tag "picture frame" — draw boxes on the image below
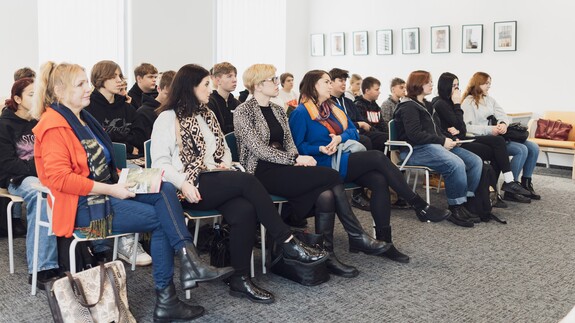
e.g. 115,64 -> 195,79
310,33 -> 324,57
376,29 -> 393,55
331,32 -> 345,56
494,21 -> 517,51
353,31 -> 368,55
402,27 -> 419,54
430,25 -> 450,53
462,24 -> 483,53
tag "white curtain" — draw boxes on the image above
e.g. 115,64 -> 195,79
216,0 -> 286,93
37,0 -> 126,79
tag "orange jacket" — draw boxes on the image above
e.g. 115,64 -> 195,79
33,107 -> 94,237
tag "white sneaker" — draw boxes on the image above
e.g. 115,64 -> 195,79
117,235 -> 152,266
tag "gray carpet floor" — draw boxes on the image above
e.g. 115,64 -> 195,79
1,169 -> 574,322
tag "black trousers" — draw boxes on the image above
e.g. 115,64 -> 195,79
362,130 -> 389,151
461,135 -> 510,184
184,171 -> 292,275
344,150 -> 417,228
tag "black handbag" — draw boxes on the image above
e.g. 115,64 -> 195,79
269,231 -> 330,286
487,115 -> 529,143
209,223 -> 231,267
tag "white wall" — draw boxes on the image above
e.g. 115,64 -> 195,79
0,0 -> 39,96
295,0 -> 575,167
130,0 -> 215,77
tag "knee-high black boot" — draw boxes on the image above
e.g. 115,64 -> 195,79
315,212 -> 359,278
179,241 -> 235,290
153,282 -> 205,322
408,194 -> 451,222
331,186 -> 390,255
375,226 -> 410,263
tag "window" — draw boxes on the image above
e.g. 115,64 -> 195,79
37,0 -> 126,79
216,0 -> 286,93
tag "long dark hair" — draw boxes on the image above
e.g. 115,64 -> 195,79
156,64 -> 209,117
437,72 -> 458,104
299,69 -> 329,104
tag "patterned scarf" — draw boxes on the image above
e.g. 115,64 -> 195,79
51,103 -> 116,238
302,99 -> 348,134
177,105 -> 226,185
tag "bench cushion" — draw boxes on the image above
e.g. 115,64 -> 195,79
529,138 -> 575,150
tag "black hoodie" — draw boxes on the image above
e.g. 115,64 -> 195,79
354,95 -> 387,133
128,83 -> 158,110
131,94 -> 160,152
394,98 -> 452,149
207,90 -> 240,134
85,90 -> 138,155
0,108 -> 37,187
431,96 -> 467,139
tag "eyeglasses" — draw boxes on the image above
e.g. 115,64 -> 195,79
262,76 -> 280,85
452,83 -> 459,88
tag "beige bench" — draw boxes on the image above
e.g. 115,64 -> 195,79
527,111 -> 575,180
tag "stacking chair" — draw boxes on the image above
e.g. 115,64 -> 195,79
384,119 -> 437,204
0,188 -> 24,274
30,183 -> 138,295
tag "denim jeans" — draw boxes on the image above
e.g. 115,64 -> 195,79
506,140 -> 539,180
401,144 -> 483,205
8,176 -> 59,273
77,182 -> 192,289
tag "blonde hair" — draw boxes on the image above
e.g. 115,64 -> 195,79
31,61 -> 85,119
243,64 -> 276,93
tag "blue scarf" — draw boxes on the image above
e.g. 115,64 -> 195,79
50,103 -> 118,238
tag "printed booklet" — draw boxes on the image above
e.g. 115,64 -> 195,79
118,168 -> 163,194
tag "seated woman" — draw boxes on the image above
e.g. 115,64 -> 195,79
32,62 -> 234,322
432,72 -> 531,204
234,64 -> 389,277
461,72 -> 541,201
393,70 -> 483,228
0,77 -> 59,290
150,64 -> 327,304
289,70 -> 451,263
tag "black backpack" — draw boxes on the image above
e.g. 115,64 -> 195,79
466,162 -> 507,224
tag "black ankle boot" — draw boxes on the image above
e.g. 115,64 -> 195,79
407,194 -> 451,222
280,236 -> 328,264
375,226 -> 409,263
331,185 -> 390,255
228,274 -> 275,304
179,241 -> 234,290
153,282 -> 204,322
521,177 -> 541,200
316,212 -> 359,278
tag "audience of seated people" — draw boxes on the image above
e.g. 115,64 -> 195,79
0,61 -> 542,321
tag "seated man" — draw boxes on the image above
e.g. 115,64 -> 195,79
128,63 -> 159,109
354,76 -> 388,137
207,62 -> 240,134
380,77 -> 406,132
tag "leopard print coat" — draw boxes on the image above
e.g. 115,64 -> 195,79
233,98 -> 298,174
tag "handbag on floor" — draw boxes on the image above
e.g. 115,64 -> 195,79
535,119 -> 573,141
209,223 -> 231,267
269,231 -> 330,286
466,163 -> 506,224
45,260 -> 136,323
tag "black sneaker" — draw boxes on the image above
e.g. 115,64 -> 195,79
29,269 -> 61,291
501,181 -> 531,196
492,194 -> 508,208
351,192 -> 371,211
503,192 -> 531,204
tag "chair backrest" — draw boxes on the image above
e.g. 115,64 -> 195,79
144,140 -> 152,168
225,132 -> 240,162
387,120 -> 400,151
113,142 -> 127,169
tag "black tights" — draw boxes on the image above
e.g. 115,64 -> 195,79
344,150 -> 417,228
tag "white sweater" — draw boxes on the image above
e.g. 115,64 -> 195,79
461,95 -> 510,136
150,110 -> 231,189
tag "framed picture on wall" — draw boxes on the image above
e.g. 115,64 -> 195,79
376,30 -> 393,55
430,25 -> 450,53
402,27 -> 419,54
353,31 -> 368,55
494,21 -> 517,51
331,32 -> 345,56
462,24 -> 483,53
311,33 -> 325,56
